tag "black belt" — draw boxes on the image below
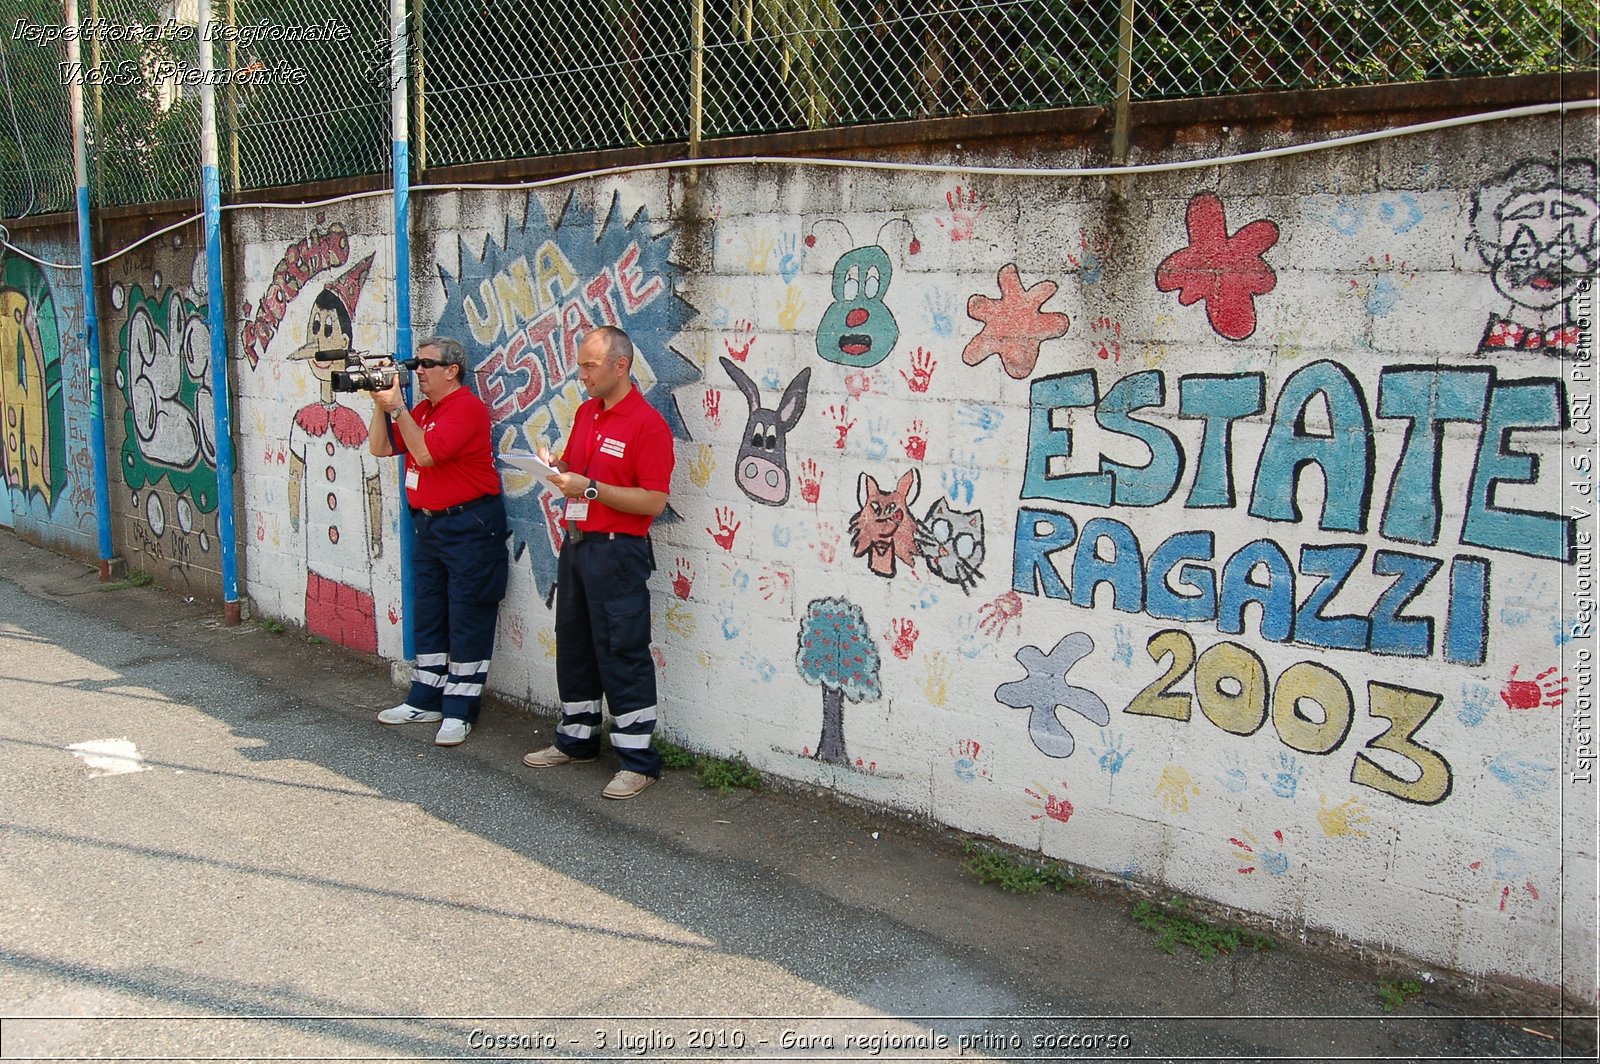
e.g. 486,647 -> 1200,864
566,525 -> 643,544
413,495 -> 493,518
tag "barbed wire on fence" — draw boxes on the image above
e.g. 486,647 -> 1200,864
3,0 -> 1595,218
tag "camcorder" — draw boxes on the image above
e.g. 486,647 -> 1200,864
330,353 -> 412,393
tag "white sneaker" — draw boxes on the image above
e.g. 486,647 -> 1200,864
378,704 -> 443,725
435,719 -> 471,746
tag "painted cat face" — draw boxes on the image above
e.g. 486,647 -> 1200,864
916,498 -> 984,592
849,468 -> 920,578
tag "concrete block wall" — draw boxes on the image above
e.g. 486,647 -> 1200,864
0,223 -> 99,558
8,108 -> 1590,1001
96,216 -> 225,596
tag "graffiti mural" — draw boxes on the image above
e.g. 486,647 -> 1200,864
963,264 -> 1071,379
1156,192 -> 1280,341
0,256 -> 66,508
241,219 -> 353,369
284,254 -> 383,653
816,244 -> 900,368
1469,157 -> 1597,356
796,597 -> 883,765
198,128 -> 1593,1001
116,284 -> 217,509
849,468 -> 921,578
435,191 -> 698,597
111,274 -> 221,584
720,356 -> 811,506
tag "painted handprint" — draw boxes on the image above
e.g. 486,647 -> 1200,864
798,459 -> 823,506
978,590 -> 1023,638
1232,829 -> 1290,875
665,601 -> 696,638
887,617 -> 920,660
671,558 -> 695,600
825,404 -> 855,450
777,286 -> 805,330
778,231 -> 804,284
687,442 -> 716,488
1216,752 -> 1250,795
949,739 -> 991,783
923,650 -> 952,707
864,416 -> 890,462
1025,781 -> 1074,824
724,318 -> 756,362
758,567 -> 792,605
1499,665 -> 1567,709
702,388 -> 722,428
1262,753 -> 1305,800
900,346 -> 937,393
955,403 -> 1003,440
1316,794 -> 1372,838
740,231 -> 775,272
1092,729 -> 1132,794
1090,316 -> 1123,362
943,452 -> 979,505
1155,765 -> 1201,813
901,419 -> 927,462
924,290 -> 954,337
938,185 -> 987,242
708,507 -> 741,551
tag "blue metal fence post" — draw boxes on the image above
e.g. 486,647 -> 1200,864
392,0 -> 416,659
198,0 -> 242,624
64,0 -> 116,576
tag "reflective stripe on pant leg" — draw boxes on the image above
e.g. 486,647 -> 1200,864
592,538 -> 661,777
554,541 -> 604,755
557,697 -> 604,755
405,518 -> 448,712
439,502 -> 509,724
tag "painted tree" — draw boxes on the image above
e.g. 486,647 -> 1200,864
795,597 -> 881,765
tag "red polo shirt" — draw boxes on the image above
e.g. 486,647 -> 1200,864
390,386 -> 502,510
560,386 -> 674,536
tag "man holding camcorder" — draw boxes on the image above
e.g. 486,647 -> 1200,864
367,335 -> 509,746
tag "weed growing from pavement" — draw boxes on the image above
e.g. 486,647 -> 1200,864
1131,896 -> 1275,959
657,740 -> 763,793
961,841 -> 1084,894
1378,978 -> 1424,1011
98,569 -> 153,591
258,618 -> 285,634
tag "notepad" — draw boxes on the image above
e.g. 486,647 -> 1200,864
499,451 -> 562,479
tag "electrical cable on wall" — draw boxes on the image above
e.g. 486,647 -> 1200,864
2,98 -> 1596,270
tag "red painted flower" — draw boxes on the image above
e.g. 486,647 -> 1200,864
1156,192 -> 1279,341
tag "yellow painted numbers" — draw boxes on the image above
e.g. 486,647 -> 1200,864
1125,628 -> 1452,804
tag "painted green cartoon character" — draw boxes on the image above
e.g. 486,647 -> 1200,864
816,245 -> 898,368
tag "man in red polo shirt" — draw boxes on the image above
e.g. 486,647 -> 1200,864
367,335 -> 509,746
522,325 -> 675,799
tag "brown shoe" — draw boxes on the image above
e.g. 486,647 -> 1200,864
602,770 -> 656,800
522,745 -> 596,768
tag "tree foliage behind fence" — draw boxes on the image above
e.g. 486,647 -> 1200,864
3,0 -> 1595,218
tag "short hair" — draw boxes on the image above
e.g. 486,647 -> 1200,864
417,335 -> 467,379
586,325 -> 635,366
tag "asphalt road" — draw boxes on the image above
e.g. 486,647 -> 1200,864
0,530 -> 1586,1062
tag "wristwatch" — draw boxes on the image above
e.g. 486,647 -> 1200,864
583,480 -> 601,501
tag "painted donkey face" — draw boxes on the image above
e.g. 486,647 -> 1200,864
816,245 -> 898,368
720,356 -> 811,506
849,468 -> 921,578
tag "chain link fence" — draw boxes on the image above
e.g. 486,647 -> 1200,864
3,0 -> 1596,217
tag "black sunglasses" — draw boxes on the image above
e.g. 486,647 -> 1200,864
412,358 -> 449,369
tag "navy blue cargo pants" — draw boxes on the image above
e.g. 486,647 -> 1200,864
404,494 -> 509,724
553,531 -> 661,777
